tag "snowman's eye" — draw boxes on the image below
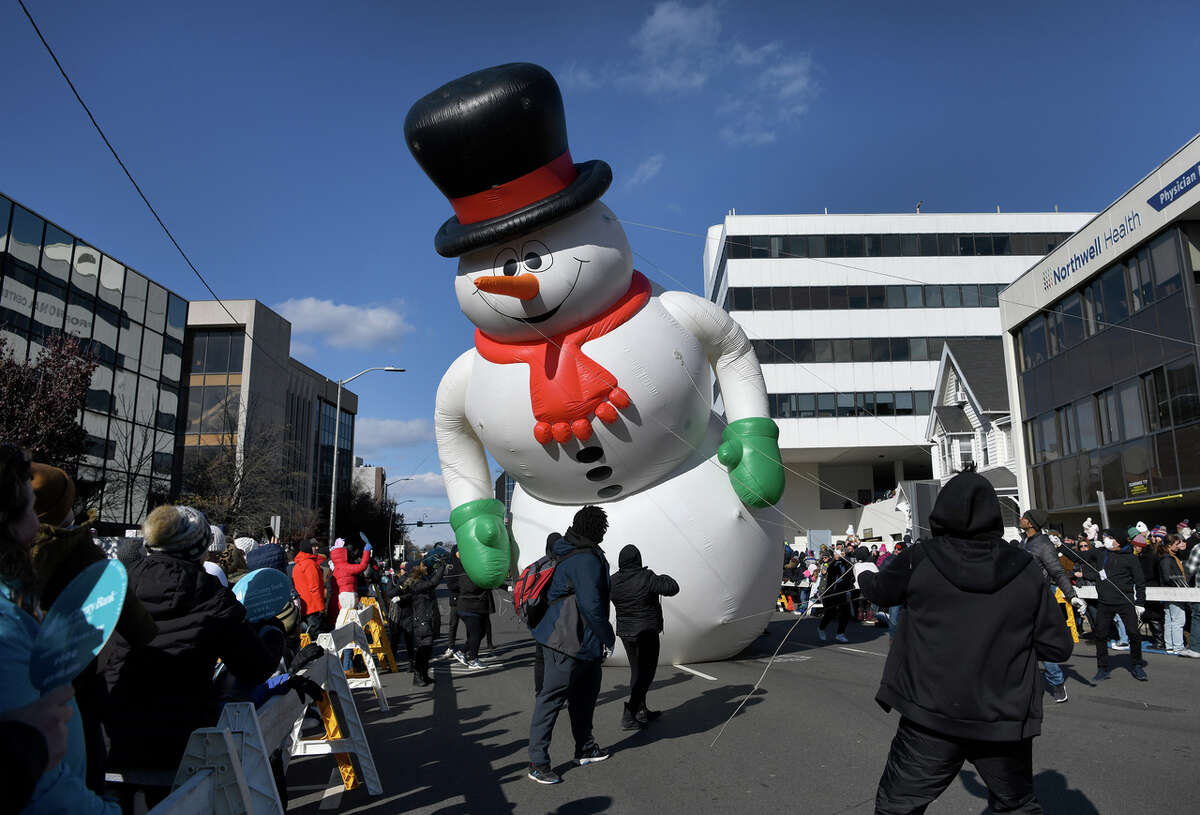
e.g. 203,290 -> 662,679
521,240 -> 552,273
493,247 -> 519,276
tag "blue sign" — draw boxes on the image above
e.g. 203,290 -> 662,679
1147,161 -> 1200,211
31,560 -> 127,691
233,568 -> 293,622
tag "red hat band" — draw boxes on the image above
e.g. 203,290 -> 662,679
450,151 -> 577,226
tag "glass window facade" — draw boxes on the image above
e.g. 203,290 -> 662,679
0,192 -> 188,527
710,230 -> 1072,303
769,390 -> 934,418
725,283 -> 1003,312
1017,223 -> 1200,510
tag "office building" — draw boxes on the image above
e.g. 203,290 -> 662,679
183,300 -> 357,535
703,210 -> 1091,543
1001,134 -> 1200,529
0,192 -> 189,528
353,457 -> 387,501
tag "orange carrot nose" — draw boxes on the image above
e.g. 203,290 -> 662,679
474,273 -> 540,300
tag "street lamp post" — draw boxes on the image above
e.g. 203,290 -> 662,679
328,366 -> 404,546
385,476 -> 414,570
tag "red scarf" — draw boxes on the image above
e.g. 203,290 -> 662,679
475,271 -> 651,444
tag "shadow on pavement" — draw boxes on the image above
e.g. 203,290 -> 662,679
959,768 -> 1100,814
602,682 -> 767,757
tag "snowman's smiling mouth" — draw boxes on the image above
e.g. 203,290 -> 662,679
480,257 -> 586,324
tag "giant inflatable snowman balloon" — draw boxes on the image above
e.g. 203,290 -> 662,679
406,64 -> 786,664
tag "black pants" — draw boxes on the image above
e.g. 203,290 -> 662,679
446,602 -> 460,649
1094,604 -> 1145,669
462,613 -> 486,661
534,643 -> 545,694
528,650 -> 602,766
819,601 -> 852,634
621,631 -> 660,711
413,644 -> 431,678
876,718 -> 1042,814
401,627 -> 416,668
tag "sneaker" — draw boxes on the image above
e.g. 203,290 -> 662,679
1049,683 -> 1068,703
835,634 -> 849,643
466,659 -> 486,670
453,650 -> 467,666
1131,665 -> 1148,682
527,764 -> 561,785
621,704 -> 645,731
1092,668 -> 1111,682
575,744 -> 610,765
1177,648 -> 1200,658
1110,641 -> 1130,651
817,628 -> 828,642
441,648 -> 454,659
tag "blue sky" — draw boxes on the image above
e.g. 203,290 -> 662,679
3,1 -> 1198,547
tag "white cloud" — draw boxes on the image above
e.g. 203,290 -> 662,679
626,153 -> 665,188
562,4 -> 816,151
625,1 -> 721,92
387,471 -> 447,498
276,298 -> 411,350
355,418 -> 433,454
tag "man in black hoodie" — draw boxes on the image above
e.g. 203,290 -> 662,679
610,544 -> 679,729
855,470 -> 1073,814
1078,529 -> 1147,682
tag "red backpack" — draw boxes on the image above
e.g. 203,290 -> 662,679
513,549 -> 583,628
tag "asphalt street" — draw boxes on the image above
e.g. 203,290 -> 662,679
286,600 -> 1197,814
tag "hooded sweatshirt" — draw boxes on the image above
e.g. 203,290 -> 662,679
858,471 -> 1073,742
610,544 -> 680,638
531,530 -> 615,661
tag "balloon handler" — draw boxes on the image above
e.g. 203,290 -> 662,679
407,63 -> 784,664
852,468 -> 1073,814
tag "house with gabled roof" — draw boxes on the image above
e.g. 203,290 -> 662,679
927,338 -> 1021,536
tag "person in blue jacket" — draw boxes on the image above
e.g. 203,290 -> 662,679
0,443 -> 118,814
527,505 -> 616,786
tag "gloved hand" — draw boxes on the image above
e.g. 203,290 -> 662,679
449,498 -> 512,589
1070,596 -> 1087,616
717,417 -> 785,508
1135,605 -> 1146,619
287,675 -> 325,705
852,562 -> 878,588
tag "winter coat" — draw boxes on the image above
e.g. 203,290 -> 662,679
330,545 -> 370,595
819,558 -> 854,606
532,531 -> 616,661
858,471 -> 1073,742
1159,552 -> 1188,588
400,563 -> 445,647
0,588 -> 118,815
291,551 -> 327,615
1016,532 -> 1076,599
456,567 -> 494,615
103,555 -> 282,771
1079,549 -> 1145,605
610,544 -> 679,638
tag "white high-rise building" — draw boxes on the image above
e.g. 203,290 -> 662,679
702,212 -> 1091,546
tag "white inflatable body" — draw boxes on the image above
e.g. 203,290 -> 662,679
435,202 -> 780,665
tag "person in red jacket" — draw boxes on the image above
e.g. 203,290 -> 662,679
330,537 -> 371,618
292,540 -> 328,632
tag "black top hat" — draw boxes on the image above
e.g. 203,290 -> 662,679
405,63 -> 612,258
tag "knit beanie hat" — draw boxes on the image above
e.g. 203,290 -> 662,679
31,463 -> 76,526
1126,525 -> 1140,541
208,525 -> 227,553
1131,533 -> 1149,549
234,536 -> 258,555
246,542 -> 287,573
142,505 -> 212,562
1021,508 -> 1048,531
298,539 -> 314,554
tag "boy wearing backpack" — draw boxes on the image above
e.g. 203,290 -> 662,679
526,506 -> 616,785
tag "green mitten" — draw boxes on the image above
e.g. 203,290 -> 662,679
449,498 -> 512,588
717,417 -> 785,508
